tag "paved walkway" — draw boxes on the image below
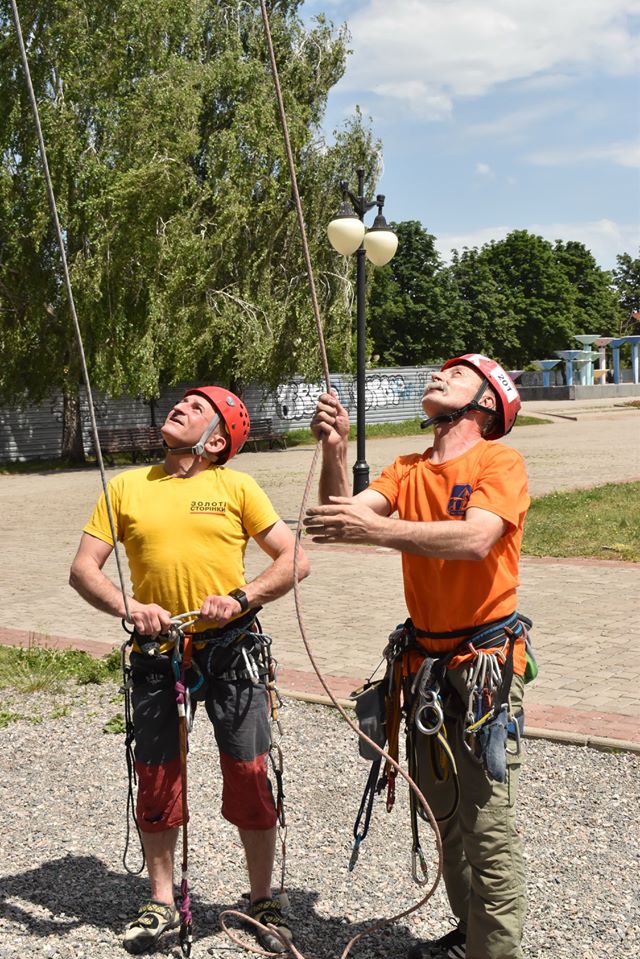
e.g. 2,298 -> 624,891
1,395 -> 639,750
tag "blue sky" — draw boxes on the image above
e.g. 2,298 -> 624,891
302,0 -> 640,269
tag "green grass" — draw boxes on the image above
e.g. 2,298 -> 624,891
0,643 -> 121,694
0,710 -> 42,728
103,712 -> 126,735
523,481 -> 640,562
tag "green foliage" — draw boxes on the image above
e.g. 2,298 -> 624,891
0,709 -> 43,727
368,220 -> 462,364
368,227 -> 628,371
523,481 -> 640,561
0,642 -> 121,691
553,240 -> 619,333
447,245 -> 520,363
611,251 -> 640,332
0,710 -> 23,728
103,712 -> 126,735
479,231 -> 578,366
0,1 -> 381,455
444,230 -> 623,367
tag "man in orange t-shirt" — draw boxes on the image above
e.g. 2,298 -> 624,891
305,355 -> 530,959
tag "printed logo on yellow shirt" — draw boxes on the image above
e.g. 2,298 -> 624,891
190,500 -> 227,515
447,484 -> 472,516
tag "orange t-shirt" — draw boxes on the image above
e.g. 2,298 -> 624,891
369,440 -> 530,673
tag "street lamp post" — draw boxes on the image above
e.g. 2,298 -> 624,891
327,167 -> 398,493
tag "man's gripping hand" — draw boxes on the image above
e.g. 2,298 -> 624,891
199,594 -> 244,625
310,391 -> 350,447
127,600 -> 173,637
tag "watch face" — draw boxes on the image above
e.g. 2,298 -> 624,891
230,588 -> 248,610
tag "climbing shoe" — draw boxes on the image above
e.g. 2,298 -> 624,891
407,923 -> 466,958
247,897 -> 293,954
123,900 -> 180,954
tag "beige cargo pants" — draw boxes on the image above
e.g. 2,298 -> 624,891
415,668 -> 526,959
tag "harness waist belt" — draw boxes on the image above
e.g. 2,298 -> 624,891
186,608 -> 260,641
414,611 -> 521,648
132,608 -> 260,654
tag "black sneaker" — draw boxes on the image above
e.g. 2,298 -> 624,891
407,923 -> 466,959
247,897 -> 293,954
123,900 -> 180,954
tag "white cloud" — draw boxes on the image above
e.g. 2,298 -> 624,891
465,99 -> 576,140
475,162 -> 494,177
339,1 -> 640,114
435,219 -> 640,268
527,140 -> 640,168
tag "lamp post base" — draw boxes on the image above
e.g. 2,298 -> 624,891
352,460 -> 370,495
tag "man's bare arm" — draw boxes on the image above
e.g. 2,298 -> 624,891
198,520 -> 310,623
311,392 -> 351,502
304,502 -> 506,560
69,533 -> 172,634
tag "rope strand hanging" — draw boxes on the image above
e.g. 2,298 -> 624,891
8,0 -> 131,623
228,5 -> 444,957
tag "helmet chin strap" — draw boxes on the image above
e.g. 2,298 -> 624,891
164,413 -> 222,457
421,381 -> 499,431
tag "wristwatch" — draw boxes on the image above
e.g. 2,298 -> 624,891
228,587 -> 250,612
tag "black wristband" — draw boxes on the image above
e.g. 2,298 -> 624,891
228,587 -> 250,612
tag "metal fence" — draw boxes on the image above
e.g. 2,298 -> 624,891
0,365 -> 439,463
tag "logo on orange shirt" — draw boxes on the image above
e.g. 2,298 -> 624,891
447,484 -> 472,516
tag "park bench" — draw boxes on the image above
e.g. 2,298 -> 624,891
95,426 -> 165,465
245,417 -> 287,451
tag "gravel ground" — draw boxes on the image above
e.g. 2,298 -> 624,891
0,684 -> 638,959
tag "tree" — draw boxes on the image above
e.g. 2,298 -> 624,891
446,247 -> 520,366
0,0 -> 380,459
477,231 -> 578,367
611,251 -> 640,333
367,220 -> 461,365
552,240 -> 619,334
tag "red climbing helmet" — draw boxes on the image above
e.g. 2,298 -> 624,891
440,354 -> 521,439
182,386 -> 251,462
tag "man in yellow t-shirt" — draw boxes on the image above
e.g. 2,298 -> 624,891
70,386 -> 309,955
305,355 -> 530,959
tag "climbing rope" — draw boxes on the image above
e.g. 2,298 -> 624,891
8,0 -> 131,622
227,5 -> 445,957
10,0 -> 444,954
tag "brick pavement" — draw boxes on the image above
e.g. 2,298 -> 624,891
1,395 -> 639,750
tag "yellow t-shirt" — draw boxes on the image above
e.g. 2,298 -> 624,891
84,464 -> 280,631
369,440 -> 530,672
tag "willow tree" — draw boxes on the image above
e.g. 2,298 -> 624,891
0,0 -> 380,459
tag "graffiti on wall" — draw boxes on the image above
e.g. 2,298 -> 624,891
364,373 -> 407,410
275,372 -> 423,419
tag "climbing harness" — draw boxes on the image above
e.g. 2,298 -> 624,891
349,612 -> 534,887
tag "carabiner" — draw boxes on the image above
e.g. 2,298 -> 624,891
241,646 -> 260,685
415,691 -> 444,736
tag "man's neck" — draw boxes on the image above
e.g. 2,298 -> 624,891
163,452 -> 216,478
429,419 -> 484,464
